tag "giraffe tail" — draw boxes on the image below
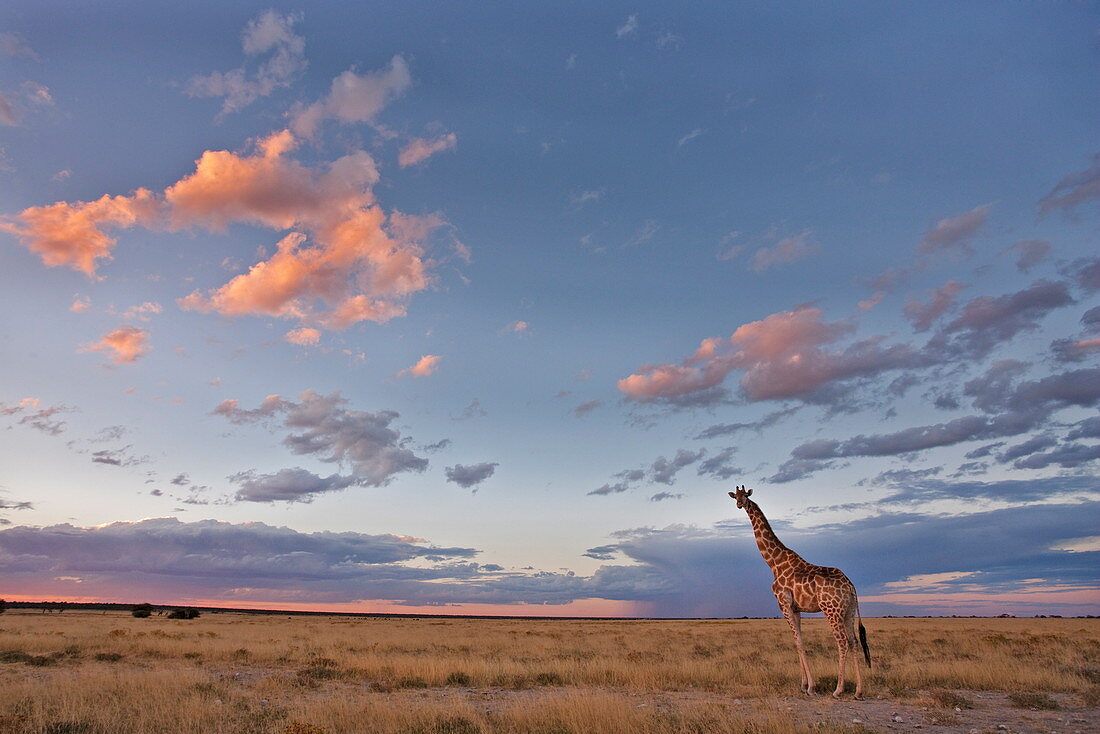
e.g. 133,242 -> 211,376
856,599 -> 871,668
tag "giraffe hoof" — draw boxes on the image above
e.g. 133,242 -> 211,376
832,691 -> 842,699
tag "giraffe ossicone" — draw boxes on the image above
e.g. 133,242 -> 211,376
729,485 -> 871,699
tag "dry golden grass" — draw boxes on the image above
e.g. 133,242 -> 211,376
0,610 -> 1096,733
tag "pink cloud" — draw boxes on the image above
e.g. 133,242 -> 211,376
397,354 -> 441,378
69,295 -> 90,313
5,128 -> 442,329
1,189 -> 159,276
285,327 -> 321,346
619,306 -> 922,403
398,133 -> 457,167
918,204 -> 990,256
79,326 -> 150,364
903,279 -> 966,332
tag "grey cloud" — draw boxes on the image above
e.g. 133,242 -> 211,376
649,492 -> 683,502
1012,443 -> 1100,470
695,406 -> 798,440
587,468 -> 645,496
1006,239 -> 1051,273
1066,416 -> 1100,441
444,462 -> 498,489
231,468 -> 358,503
454,398 -> 486,421
90,445 -> 147,468
573,400 -> 603,418
696,447 -> 741,480
0,399 -> 70,435
213,390 -> 428,493
938,280 -> 1075,358
650,449 -> 704,485
997,435 -> 1057,463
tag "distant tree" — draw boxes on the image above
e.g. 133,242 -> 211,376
166,608 -> 200,620
0,599 -> 6,614
131,603 -> 153,618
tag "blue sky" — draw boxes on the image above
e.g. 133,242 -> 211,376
0,1 -> 1097,616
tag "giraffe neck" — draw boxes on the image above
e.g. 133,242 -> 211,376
744,500 -> 802,574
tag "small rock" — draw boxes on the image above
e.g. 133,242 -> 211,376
891,715 -> 903,723
997,727 -> 1007,732
955,706 -> 962,712
851,719 -> 862,724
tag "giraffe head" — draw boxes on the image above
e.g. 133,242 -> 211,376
728,485 -> 754,509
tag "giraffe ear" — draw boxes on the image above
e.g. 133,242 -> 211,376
728,491 -> 736,499
746,488 -> 753,496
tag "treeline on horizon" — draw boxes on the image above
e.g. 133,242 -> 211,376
0,600 -> 1093,619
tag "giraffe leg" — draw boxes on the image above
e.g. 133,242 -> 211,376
849,608 -> 864,699
825,607 -> 848,698
778,592 -> 813,695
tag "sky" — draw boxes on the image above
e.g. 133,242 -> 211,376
0,1 -> 1098,618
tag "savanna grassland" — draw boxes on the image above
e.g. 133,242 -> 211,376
0,610 -> 1096,734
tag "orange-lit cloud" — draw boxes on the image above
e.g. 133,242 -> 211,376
79,326 -> 150,364
619,306 -> 920,403
1,189 -> 159,276
69,295 -> 90,313
397,354 -> 441,378
398,133 -> 457,167
4,127 -> 443,329
285,327 -> 321,346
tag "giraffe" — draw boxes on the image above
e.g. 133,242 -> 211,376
729,485 -> 870,698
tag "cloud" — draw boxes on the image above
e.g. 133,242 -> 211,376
186,10 -> 306,117
116,301 -> 161,322
589,449 -> 705,496
1039,153 -> 1100,216
79,326 -> 149,364
6,124 -> 443,329
90,445 -> 147,468
0,32 -> 37,60
903,279 -> 965,332
597,498 -> 1100,616
0,92 -> 17,126
771,365 -> 1100,481
748,229 -> 818,272
588,468 -> 645,497
676,128 -> 703,148
231,467 -> 357,503
397,354 -> 441,378
398,133 -> 457,167
696,407 -> 798,440
615,15 -> 639,38
169,131 -> 436,328
937,280 -> 1075,358
454,398 -> 486,421
650,492 -> 683,502
696,447 -> 741,480
0,516 -> 679,609
285,327 -> 321,346
444,462 -> 498,489
0,189 -> 159,276
0,398 -> 70,435
573,400 -> 602,418
1065,256 -> 1100,294
1006,239 -> 1051,273
918,204 -> 990,256
291,55 -> 411,138
650,449 -> 704,485
213,390 -> 429,494
620,305 -> 923,405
